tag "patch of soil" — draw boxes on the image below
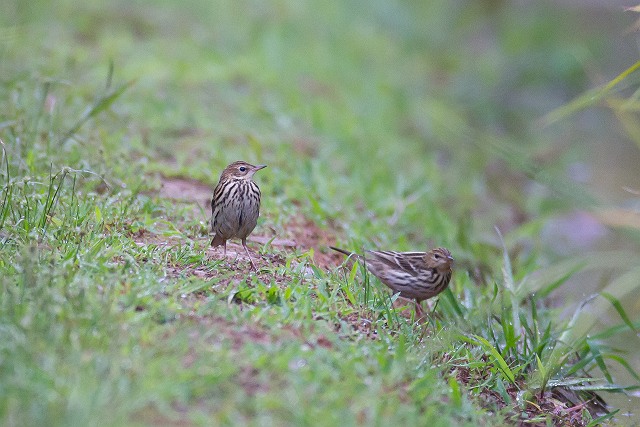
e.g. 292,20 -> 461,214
281,215 -> 345,269
159,176 -> 212,213
444,353 -> 608,426
186,316 -> 275,351
130,228 -> 181,247
184,315 -> 334,352
177,315 -> 336,397
340,312 -> 379,340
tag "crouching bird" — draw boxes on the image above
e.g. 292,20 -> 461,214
330,245 -> 454,316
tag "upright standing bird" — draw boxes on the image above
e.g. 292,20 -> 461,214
211,161 -> 266,271
330,246 -> 454,316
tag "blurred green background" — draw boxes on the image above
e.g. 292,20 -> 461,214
2,0 -> 640,422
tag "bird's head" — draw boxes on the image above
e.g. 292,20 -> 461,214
426,247 -> 454,273
221,161 -> 267,181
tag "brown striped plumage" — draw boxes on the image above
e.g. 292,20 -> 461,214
330,246 -> 454,316
211,161 -> 266,271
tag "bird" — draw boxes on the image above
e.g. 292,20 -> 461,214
330,246 -> 454,317
211,161 -> 266,271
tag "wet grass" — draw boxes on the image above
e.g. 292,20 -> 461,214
1,0 -> 640,425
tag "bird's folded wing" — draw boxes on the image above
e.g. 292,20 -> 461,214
365,250 -> 424,277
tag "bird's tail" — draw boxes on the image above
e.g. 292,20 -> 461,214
329,246 -> 359,258
211,234 -> 225,247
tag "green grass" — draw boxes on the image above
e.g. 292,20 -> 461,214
2,0 -> 640,425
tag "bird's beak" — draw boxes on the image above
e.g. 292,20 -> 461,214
254,165 -> 267,171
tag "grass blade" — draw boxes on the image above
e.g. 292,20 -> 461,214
541,59 -> 640,126
58,78 -> 136,145
600,291 -> 638,333
462,334 -> 516,384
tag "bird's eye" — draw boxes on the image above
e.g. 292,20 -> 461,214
239,166 -> 247,172
434,253 -> 441,260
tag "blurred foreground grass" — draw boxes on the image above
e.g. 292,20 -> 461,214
1,0 -> 640,425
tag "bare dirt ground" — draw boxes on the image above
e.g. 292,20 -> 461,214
159,176 -> 213,212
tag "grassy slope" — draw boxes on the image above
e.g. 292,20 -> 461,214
1,0 -> 636,425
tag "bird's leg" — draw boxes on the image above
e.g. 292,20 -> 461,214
393,296 -> 425,321
414,299 -> 426,320
242,238 -> 258,272
223,240 -> 227,258
428,299 -> 444,321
